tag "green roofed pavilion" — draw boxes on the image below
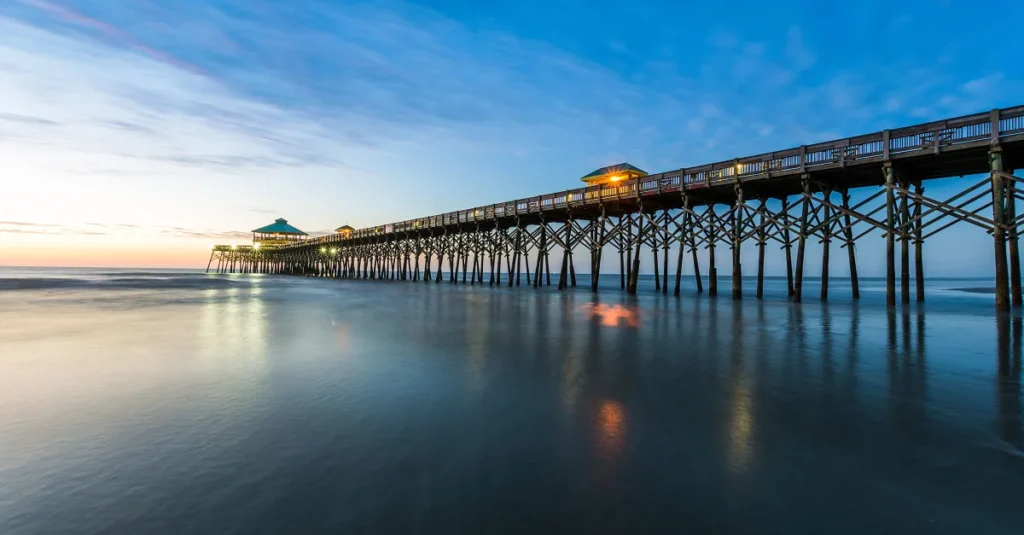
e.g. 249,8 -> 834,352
252,218 -> 308,248
252,218 -> 307,235
580,163 -> 647,186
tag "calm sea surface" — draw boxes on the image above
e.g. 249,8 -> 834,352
0,267 -> 1022,534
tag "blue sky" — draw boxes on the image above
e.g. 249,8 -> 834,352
0,0 -> 1021,271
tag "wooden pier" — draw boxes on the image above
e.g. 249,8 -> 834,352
209,106 -> 1024,309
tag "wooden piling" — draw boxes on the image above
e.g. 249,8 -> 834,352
686,198 -> 703,293
544,233 -> 552,287
884,164 -> 897,307
628,211 -> 643,294
674,213 -> 685,297
594,214 -> 605,292
559,222 -> 570,290
732,187 -> 743,300
793,178 -> 809,303
708,203 -> 718,297
914,181 -> 925,302
841,188 -> 860,299
756,198 -> 766,299
567,220 -> 577,287
661,211 -> 669,295
899,175 -> 911,304
781,198 -> 794,297
992,149 -> 1011,311
653,227 -> 661,293
821,188 -> 831,302
1007,171 -> 1022,307
625,214 -> 634,290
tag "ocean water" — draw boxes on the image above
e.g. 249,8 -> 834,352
0,267 -> 1021,534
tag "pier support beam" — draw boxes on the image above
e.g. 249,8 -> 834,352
732,186 -> 743,300
900,175 -> 911,304
756,198 -> 766,299
674,210 -> 685,297
592,213 -> 605,292
992,149 -> 1011,311
793,177 -> 810,303
914,181 -> 925,302
661,211 -> 669,294
842,188 -> 860,299
708,203 -> 718,297
686,197 -> 703,293
625,214 -> 634,291
821,187 -> 832,302
1008,170 -> 1022,307
628,209 -> 643,294
559,221 -> 570,290
884,164 -> 897,307
652,218 -> 661,293
781,198 -> 794,297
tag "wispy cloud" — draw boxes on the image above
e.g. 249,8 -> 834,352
0,220 -> 250,240
0,221 -> 103,235
0,112 -> 61,126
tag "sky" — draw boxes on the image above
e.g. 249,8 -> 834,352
0,0 -> 1022,272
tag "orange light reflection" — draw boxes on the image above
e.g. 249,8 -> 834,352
595,400 -> 626,461
580,302 -> 640,328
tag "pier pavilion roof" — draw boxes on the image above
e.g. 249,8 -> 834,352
252,218 -> 307,235
580,163 -> 647,185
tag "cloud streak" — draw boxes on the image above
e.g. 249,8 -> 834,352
0,220 -> 251,241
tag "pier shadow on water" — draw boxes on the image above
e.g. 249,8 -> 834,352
0,268 -> 1022,534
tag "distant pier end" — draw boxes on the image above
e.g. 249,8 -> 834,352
207,218 -> 310,274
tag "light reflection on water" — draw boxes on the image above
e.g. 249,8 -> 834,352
595,400 -> 626,461
0,270 -> 1022,533
581,302 -> 640,328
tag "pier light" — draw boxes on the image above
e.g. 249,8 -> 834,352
319,247 -> 326,254
580,163 -> 646,187
330,248 -> 338,255
253,242 -> 260,250
231,243 -> 237,250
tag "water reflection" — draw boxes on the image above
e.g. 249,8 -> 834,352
4,272 -> 1024,533
727,381 -> 754,474
727,302 -> 754,474
198,285 -> 268,373
997,316 -> 1023,451
595,399 -> 626,461
580,302 -> 640,328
